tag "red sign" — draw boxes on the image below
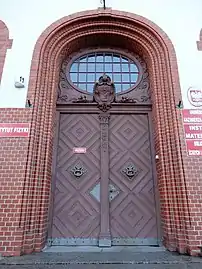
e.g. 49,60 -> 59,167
0,123 -> 30,138
182,109 -> 202,156
73,147 -> 86,153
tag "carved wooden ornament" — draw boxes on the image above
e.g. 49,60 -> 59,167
93,74 -> 115,112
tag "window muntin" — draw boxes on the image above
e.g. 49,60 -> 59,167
69,52 -> 140,93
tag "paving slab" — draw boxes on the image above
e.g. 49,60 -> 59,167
0,249 -> 201,269
1,264 -> 202,269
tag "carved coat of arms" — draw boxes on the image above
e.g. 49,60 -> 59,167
93,74 -> 115,112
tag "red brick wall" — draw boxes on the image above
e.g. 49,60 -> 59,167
0,109 -> 31,256
0,20 -> 12,83
0,8 -> 202,257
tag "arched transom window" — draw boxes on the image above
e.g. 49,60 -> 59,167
69,51 -> 140,93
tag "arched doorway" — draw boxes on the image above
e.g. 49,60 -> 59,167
49,49 -> 159,246
23,8 -> 188,254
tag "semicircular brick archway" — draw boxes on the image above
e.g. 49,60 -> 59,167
22,8 -> 193,255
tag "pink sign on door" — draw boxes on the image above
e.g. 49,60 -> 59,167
73,147 -> 87,153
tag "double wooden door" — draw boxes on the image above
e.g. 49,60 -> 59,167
49,109 -> 158,246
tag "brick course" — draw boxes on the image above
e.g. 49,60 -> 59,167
0,8 -> 202,256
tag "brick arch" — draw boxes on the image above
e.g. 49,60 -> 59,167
22,8 -> 191,255
0,20 -> 12,84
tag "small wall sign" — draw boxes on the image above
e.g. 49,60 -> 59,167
0,123 -> 30,138
182,109 -> 202,156
187,87 -> 202,107
73,147 -> 87,153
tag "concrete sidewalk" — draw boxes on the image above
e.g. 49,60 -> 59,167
0,247 -> 202,268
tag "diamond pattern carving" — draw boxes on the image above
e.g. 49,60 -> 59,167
52,112 -> 157,244
69,119 -> 91,141
52,114 -> 100,239
68,201 -> 90,228
120,201 -> 141,228
109,114 -> 157,240
119,120 -> 139,143
124,127 -> 133,138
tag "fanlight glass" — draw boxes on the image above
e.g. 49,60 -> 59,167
69,52 -> 139,93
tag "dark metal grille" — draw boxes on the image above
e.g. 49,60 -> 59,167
69,52 -> 139,93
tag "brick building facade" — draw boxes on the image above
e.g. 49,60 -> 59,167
0,6 -> 202,257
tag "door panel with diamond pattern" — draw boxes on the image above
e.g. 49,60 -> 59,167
109,114 -> 158,245
51,113 -> 101,242
51,111 -> 158,246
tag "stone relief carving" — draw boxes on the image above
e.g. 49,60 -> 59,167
118,96 -> 137,103
93,74 -> 115,112
72,95 -> 91,103
99,113 -> 110,152
57,61 -> 93,104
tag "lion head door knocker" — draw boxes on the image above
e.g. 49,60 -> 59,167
121,163 -> 140,181
93,73 -> 116,112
